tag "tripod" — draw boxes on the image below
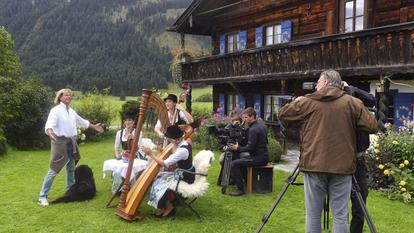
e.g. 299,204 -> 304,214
220,147 -> 233,194
255,164 -> 378,233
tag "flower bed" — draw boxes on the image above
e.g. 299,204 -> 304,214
365,121 -> 414,202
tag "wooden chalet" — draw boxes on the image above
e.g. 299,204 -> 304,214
169,0 -> 414,129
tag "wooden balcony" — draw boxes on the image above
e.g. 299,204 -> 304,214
181,22 -> 414,83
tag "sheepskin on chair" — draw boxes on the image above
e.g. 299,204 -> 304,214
169,150 -> 215,198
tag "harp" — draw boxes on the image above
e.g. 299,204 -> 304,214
116,89 -> 192,221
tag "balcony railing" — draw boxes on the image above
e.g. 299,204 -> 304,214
182,22 -> 414,83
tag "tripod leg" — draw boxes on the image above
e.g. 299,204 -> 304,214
220,151 -> 233,194
352,175 -> 377,233
255,165 -> 301,233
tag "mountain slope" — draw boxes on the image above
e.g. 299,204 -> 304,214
0,0 -> 209,95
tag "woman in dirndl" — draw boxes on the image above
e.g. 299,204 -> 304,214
141,125 -> 195,218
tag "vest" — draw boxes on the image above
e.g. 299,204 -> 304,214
174,110 -> 187,126
120,128 -> 135,151
177,144 -> 195,184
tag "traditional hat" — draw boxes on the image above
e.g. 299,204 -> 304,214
164,125 -> 183,140
163,94 -> 178,103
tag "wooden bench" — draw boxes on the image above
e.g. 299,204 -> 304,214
246,163 -> 274,193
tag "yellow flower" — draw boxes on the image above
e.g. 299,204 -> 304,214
384,169 -> 390,176
378,164 -> 385,170
373,143 -> 379,148
400,163 -> 405,168
400,180 -> 406,186
401,187 -> 407,192
375,157 -> 380,160
374,149 -> 380,154
392,140 -> 399,145
404,160 -> 410,165
390,170 -> 395,175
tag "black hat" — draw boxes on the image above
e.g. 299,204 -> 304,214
163,94 -> 178,103
164,125 -> 183,140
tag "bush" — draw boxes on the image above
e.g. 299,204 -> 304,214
74,94 -> 115,141
120,100 -> 140,118
0,77 -> 52,150
194,93 -> 212,102
192,113 -> 231,151
268,130 -> 283,163
190,104 -> 213,128
0,129 -> 7,156
365,121 -> 414,203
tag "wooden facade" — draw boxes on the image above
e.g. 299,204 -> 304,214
170,0 -> 414,127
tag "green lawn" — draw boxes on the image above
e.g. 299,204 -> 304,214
0,138 -> 413,233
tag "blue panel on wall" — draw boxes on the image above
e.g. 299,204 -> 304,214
219,94 -> 225,116
237,95 -> 246,111
394,93 -> 414,127
253,94 -> 262,119
255,27 -> 263,47
238,31 -> 247,50
219,35 -> 225,55
281,20 -> 292,43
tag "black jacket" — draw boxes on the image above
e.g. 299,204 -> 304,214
344,86 -> 376,152
237,120 -> 269,163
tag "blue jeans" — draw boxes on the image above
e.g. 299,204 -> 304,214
39,142 -> 75,198
304,172 -> 352,233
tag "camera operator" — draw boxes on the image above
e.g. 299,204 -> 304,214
278,70 -> 378,233
342,81 -> 376,233
228,107 -> 269,196
217,114 -> 249,185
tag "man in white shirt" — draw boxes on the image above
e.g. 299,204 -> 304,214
38,89 -> 103,206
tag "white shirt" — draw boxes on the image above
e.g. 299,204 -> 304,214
44,102 -> 89,137
154,110 -> 189,130
164,140 -> 189,168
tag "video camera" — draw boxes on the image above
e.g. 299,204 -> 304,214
208,123 -> 248,148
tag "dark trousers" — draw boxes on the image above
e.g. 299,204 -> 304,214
350,157 -> 369,233
230,157 -> 267,191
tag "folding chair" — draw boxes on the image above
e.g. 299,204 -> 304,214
168,150 -> 215,219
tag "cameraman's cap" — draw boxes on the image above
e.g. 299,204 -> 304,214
164,94 -> 178,103
164,125 -> 183,139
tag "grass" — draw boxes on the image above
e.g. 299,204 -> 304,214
0,137 -> 413,233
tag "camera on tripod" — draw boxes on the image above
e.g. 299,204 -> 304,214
208,123 -> 247,149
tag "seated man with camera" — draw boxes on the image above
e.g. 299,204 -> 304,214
216,114 -> 248,186
228,107 -> 269,196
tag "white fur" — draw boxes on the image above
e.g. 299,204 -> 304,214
139,138 -> 157,150
169,150 -> 215,198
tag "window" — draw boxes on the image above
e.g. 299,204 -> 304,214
227,33 -> 239,53
265,24 -> 282,45
263,95 -> 292,122
227,94 -> 240,115
343,0 -> 365,32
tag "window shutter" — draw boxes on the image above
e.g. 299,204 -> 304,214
255,27 -> 263,47
238,31 -> 247,50
281,20 -> 292,43
219,94 -> 225,116
253,94 -> 262,119
237,95 -> 246,111
219,35 -> 225,54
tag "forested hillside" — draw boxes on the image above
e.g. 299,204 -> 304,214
0,0 -> 209,96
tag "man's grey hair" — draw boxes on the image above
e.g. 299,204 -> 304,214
320,70 -> 342,88
54,88 -> 72,104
